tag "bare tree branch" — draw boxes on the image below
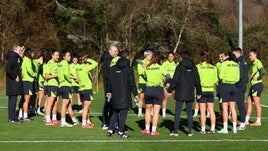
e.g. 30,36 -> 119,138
173,0 -> 191,53
55,0 -> 66,9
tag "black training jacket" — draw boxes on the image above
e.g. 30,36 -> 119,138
107,57 -> 138,109
5,51 -> 23,96
100,51 -> 112,93
167,58 -> 201,102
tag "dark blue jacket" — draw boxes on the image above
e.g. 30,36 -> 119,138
236,56 -> 249,86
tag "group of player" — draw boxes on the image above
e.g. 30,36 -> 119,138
135,47 -> 265,136
6,44 -> 265,137
6,46 -> 99,128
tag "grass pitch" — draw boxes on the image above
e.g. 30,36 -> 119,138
0,91 -> 268,151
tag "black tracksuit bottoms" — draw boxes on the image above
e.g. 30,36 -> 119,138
236,84 -> 247,123
173,101 -> 193,134
8,95 -> 18,121
108,109 -> 128,133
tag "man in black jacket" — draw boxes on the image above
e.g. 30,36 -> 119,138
6,45 -> 24,123
100,44 -> 119,129
167,50 -> 201,136
232,48 -> 248,130
106,51 -> 138,138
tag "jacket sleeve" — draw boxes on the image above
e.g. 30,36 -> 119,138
106,71 -> 112,93
193,66 -> 202,95
102,60 -> 110,92
236,59 -> 249,86
128,68 -> 138,96
6,57 -> 19,80
86,59 -> 98,72
167,64 -> 180,93
256,60 -> 266,80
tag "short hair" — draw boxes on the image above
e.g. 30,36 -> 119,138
249,49 -> 258,54
108,45 -> 118,51
179,50 -> 191,59
144,50 -> 153,57
120,50 -> 130,59
11,45 -> 19,51
232,47 -> 242,54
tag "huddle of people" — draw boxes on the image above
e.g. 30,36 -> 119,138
6,45 -> 98,128
5,44 -> 265,138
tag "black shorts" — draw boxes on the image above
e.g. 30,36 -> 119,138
46,86 -> 59,97
145,86 -> 163,105
59,86 -> 72,99
220,83 -> 237,102
138,83 -> 146,93
23,81 -> 34,95
33,81 -> 39,93
72,86 -> 79,93
216,85 -> 221,98
198,92 -> 214,103
79,90 -> 93,102
248,83 -> 263,97
44,85 -> 48,95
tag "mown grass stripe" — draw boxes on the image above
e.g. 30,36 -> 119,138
0,139 -> 268,143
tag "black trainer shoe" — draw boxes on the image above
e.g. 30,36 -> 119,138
107,130 -> 113,137
9,119 -> 23,123
118,133 -> 128,138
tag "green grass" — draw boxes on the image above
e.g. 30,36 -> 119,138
0,90 -> 268,151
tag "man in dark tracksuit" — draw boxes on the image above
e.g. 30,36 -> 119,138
232,48 -> 248,130
6,45 -> 24,123
168,50 -> 201,136
100,45 -> 119,129
106,57 -> 138,138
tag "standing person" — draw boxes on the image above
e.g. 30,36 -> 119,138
217,51 -> 240,134
20,48 -> 37,120
41,49 -> 52,120
232,48 -> 248,130
245,49 -> 266,126
35,52 -> 45,116
70,56 -> 82,113
6,45 -> 24,123
136,50 -> 153,117
140,52 -> 167,136
43,49 -> 60,126
28,50 -> 39,117
58,51 -> 79,127
168,50 -> 201,137
215,52 -> 224,119
100,45 -> 119,129
106,54 -> 138,138
32,52 -> 44,116
161,51 -> 177,118
196,51 -> 218,134
76,55 -> 98,128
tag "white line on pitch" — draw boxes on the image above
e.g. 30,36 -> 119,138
0,139 -> 268,143
261,104 -> 268,108
0,107 -> 268,119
